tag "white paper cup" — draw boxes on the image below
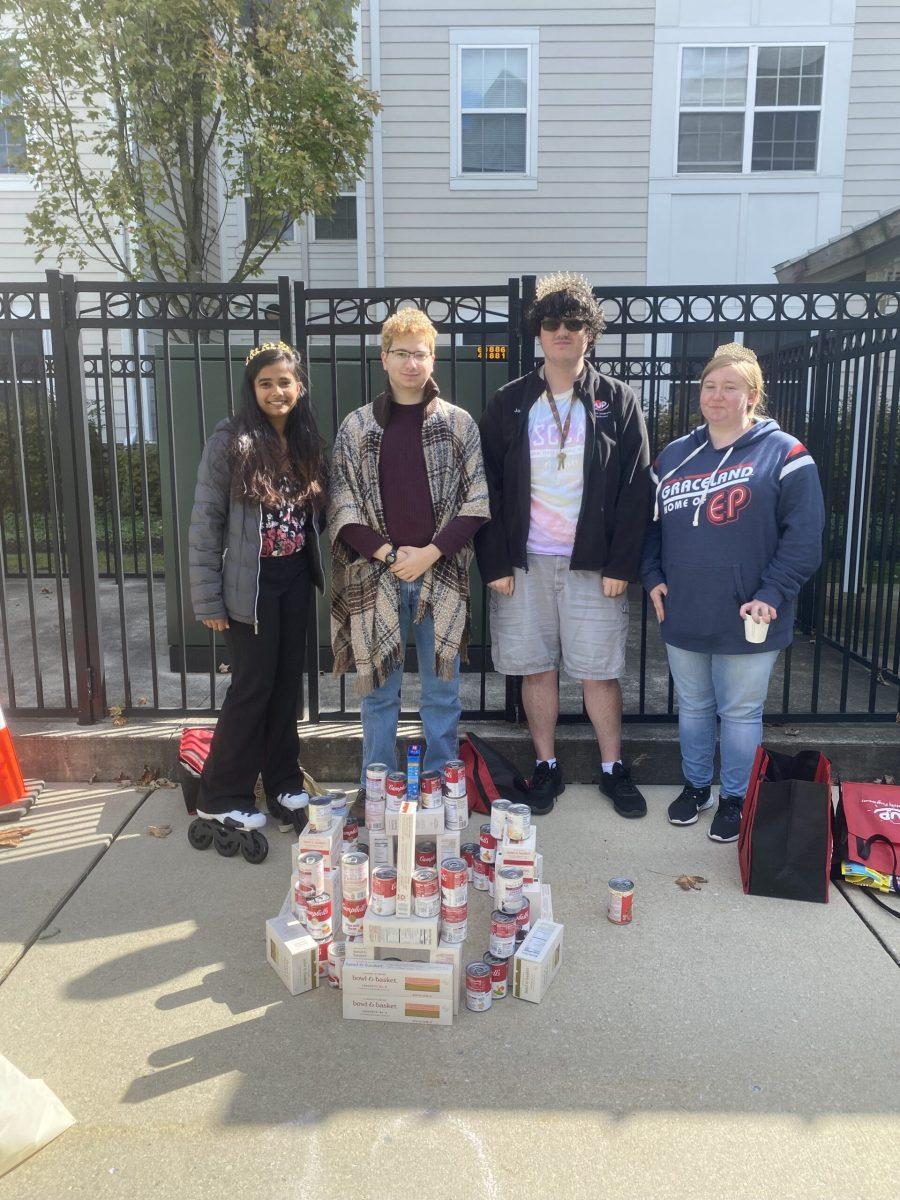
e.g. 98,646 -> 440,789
744,614 -> 770,644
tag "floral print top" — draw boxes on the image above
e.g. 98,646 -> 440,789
261,478 -> 307,557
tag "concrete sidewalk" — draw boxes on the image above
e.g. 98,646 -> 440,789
0,782 -> 897,1200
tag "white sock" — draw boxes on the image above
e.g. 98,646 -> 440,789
537,757 -> 557,769
602,760 -> 622,774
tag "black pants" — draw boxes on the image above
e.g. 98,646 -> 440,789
199,552 -> 311,813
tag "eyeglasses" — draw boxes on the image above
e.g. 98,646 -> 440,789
387,349 -> 433,363
541,318 -> 586,333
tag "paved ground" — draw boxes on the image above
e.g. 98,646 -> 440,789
1,781 -> 897,1198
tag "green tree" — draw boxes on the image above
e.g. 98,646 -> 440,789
0,0 -> 378,282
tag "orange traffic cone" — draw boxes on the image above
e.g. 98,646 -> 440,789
0,705 -> 40,823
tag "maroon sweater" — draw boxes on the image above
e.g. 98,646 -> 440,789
339,399 -> 484,560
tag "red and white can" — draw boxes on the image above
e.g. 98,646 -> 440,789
495,866 -> 524,912
420,771 -> 444,810
440,858 -> 468,907
608,877 -> 634,925
440,903 -> 468,944
490,799 -> 512,840
342,894 -> 368,936
327,940 -> 346,989
443,792 -> 468,831
370,867 -> 397,916
412,867 -> 440,917
415,841 -> 437,869
365,763 -> 389,801
472,856 -> 491,892
489,909 -> 517,959
460,841 -> 479,881
479,823 -> 497,864
482,951 -> 509,999
307,795 -> 333,832
297,850 -> 325,908
316,936 -> 331,978
306,893 -> 333,941
507,895 -> 531,934
465,962 -> 493,1012
341,817 -> 359,853
506,803 -> 531,842
341,850 -> 369,900
385,771 -> 407,812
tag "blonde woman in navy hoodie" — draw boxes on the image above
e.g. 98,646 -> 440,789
641,343 -> 825,843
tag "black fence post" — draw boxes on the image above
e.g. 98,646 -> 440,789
292,279 -> 320,724
520,275 -> 536,375
46,270 -> 106,723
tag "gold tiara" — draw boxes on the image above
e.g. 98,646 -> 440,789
713,341 -> 759,363
535,271 -> 594,302
245,340 -> 295,365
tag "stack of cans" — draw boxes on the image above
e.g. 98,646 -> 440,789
341,850 -> 370,937
443,760 -> 468,831
439,857 -> 468,943
364,763 -> 388,831
296,849 -> 325,921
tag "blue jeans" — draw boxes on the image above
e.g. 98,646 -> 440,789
665,645 -> 780,799
359,581 -> 461,783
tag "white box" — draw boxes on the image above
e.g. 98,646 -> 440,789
395,800 -> 417,917
363,907 -> 440,950
367,831 -> 394,869
430,939 -> 463,1016
497,829 -> 539,881
298,817 -> 345,870
266,915 -> 320,995
342,991 -> 453,1025
343,959 -> 454,1000
437,828 -> 461,864
523,882 -> 552,923
347,941 -> 430,964
512,920 -> 563,1004
386,806 -> 444,836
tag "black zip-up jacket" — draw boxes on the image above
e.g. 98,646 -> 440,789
474,364 -> 652,583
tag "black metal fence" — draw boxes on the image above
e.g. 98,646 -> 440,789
0,272 -> 897,724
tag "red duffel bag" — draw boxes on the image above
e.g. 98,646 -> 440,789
834,781 -> 900,888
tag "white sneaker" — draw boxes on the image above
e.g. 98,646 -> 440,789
196,808 -> 266,830
276,790 -> 310,812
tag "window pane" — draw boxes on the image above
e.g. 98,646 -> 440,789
314,195 -> 357,239
461,47 -> 527,110
681,46 -> 747,107
678,111 -> 744,172
755,45 -> 823,107
461,113 -> 526,173
751,111 -> 819,171
0,93 -> 25,173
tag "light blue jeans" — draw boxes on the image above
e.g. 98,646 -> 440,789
665,644 -> 780,799
359,581 -> 461,783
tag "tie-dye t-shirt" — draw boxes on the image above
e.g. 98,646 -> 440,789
526,388 -> 586,556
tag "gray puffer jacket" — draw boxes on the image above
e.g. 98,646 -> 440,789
188,418 -> 325,627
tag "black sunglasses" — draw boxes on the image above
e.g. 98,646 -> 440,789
540,318 -> 586,333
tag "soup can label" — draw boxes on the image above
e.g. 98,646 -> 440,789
482,951 -> 509,999
472,857 -> 491,892
306,893 -> 333,940
608,877 -> 634,925
341,851 -> 370,899
327,940 -> 346,989
415,841 -> 437,868
489,909 -> 517,959
466,963 -> 492,1011
490,799 -> 512,840
307,796 -> 333,832
413,868 -> 440,918
420,771 -> 443,809
440,903 -> 468,944
443,794 -> 468,830
496,866 -> 524,911
371,866 -> 397,898
479,823 -> 497,863
506,803 -> 531,842
365,764 -> 389,801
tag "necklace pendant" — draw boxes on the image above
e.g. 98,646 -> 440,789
557,451 -> 566,470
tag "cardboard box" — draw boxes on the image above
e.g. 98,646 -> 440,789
437,827 -> 461,864
343,959 -> 454,999
386,806 -> 444,836
363,908 -> 440,950
266,915 -> 320,995
512,920 -> 563,1004
297,817 -> 345,870
430,939 -> 463,1016
523,882 -> 552,923
346,941 -> 430,964
395,800 -> 418,917
497,829 -> 539,881
342,991 -> 453,1025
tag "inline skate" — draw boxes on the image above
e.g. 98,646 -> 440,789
188,807 -> 268,864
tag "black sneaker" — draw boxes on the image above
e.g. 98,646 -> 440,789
599,762 -> 647,819
527,760 -> 564,815
667,782 -> 713,826
349,787 -> 366,825
708,794 -> 743,842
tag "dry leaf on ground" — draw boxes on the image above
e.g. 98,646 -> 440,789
0,826 -> 35,848
40,586 -> 51,594
136,766 -> 157,787
217,662 -> 230,674
675,874 -> 708,891
108,705 -> 127,727
147,824 -> 172,838
137,697 -> 148,706
152,777 -> 178,789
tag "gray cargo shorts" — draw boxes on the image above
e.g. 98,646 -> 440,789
489,554 -> 629,681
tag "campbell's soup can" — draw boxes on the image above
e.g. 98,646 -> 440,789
507,895 -> 531,934
307,795 -> 333,832
365,763 -> 389,801
370,867 -> 397,915
443,793 -> 468,831
479,823 -> 497,864
342,816 -> 359,849
465,962 -> 492,1012
297,850 -> 325,903
316,936 -> 331,978
365,797 -> 386,831
342,894 -> 368,936
412,867 -> 440,917
306,893 -> 333,941
489,909 -> 517,959
472,856 -> 491,892
443,760 -> 467,798
608,877 -> 634,925
326,791 -> 349,822
341,851 -> 370,899
415,841 -> 437,869
440,903 -> 468,944
460,841 -> 479,881
420,771 -> 443,809
385,771 -> 407,812
496,866 -> 524,911
506,803 -> 531,842
327,940 -> 346,989
483,951 -> 509,999
440,858 -> 468,907
490,799 -> 512,840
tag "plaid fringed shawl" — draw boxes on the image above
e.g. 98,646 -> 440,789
328,388 -> 490,696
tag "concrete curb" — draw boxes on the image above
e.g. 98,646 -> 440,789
9,714 -> 900,784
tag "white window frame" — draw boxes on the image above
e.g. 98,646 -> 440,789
449,27 -> 539,191
0,91 -> 32,191
311,191 -> 358,242
675,42 -> 826,177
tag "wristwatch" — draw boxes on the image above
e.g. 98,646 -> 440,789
384,546 -> 398,566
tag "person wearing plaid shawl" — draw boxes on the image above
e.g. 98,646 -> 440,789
328,308 -> 490,787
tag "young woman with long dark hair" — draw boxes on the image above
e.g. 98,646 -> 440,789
187,341 -> 327,861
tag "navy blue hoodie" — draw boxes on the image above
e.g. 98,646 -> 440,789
640,419 -> 825,654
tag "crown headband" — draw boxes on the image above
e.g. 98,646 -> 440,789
245,340 -> 295,366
